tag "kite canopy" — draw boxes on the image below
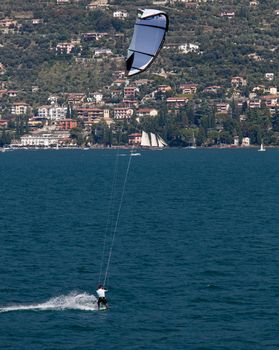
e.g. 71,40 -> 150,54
126,9 -> 169,77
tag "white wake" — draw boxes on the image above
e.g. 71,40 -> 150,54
0,292 -> 98,313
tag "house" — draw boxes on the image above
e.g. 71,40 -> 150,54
112,79 -> 126,87
248,99 -> 261,108
77,107 -> 109,120
124,86 -> 138,98
113,107 -> 133,120
91,92 -> 103,103
260,95 -> 279,107
66,93 -> 87,106
265,73 -> 274,81
178,43 -> 200,54
137,108 -> 158,118
216,103 -> 230,114
113,11 -> 128,19
57,0 -> 71,4
231,76 -> 247,88
203,85 -> 222,93
82,32 -> 108,41
0,120 -> 8,128
11,102 -> 30,115
0,18 -> 18,29
87,0 -> 109,10
38,105 -> 67,120
134,79 -> 153,87
0,89 -> 7,97
233,136 -> 239,146
58,119 -> 78,130
32,18 -> 43,25
220,11 -> 235,18
7,90 -> 18,97
180,83 -> 198,94
122,99 -> 138,107
249,1 -> 259,6
56,41 -> 80,54
166,97 -> 188,107
94,48 -> 112,57
242,137 -> 250,147
20,133 -> 61,147
265,86 -> 277,95
128,133 -> 142,145
157,85 -> 172,92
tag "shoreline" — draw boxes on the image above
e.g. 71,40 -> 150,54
2,145 -> 278,151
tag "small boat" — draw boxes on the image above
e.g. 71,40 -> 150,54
131,152 -> 141,157
258,143 -> 266,152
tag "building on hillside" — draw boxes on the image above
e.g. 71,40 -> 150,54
216,103 -> 230,114
137,108 -> 159,118
231,76 -> 247,88
87,0 -> 109,10
265,86 -> 277,95
11,102 -> 30,115
94,48 -> 113,57
124,86 -> 138,98
128,133 -> 142,145
58,119 -> 77,130
220,11 -> 235,18
180,83 -> 198,94
113,107 -> 133,120
248,99 -> 261,108
56,41 -> 80,54
242,137 -> 250,147
82,32 -> 108,41
113,11 -> 128,19
178,43 -> 200,54
66,93 -> 87,106
19,133 -> 68,147
166,97 -> 188,107
203,85 -> 222,93
157,85 -> 172,92
38,105 -> 67,120
265,73 -> 274,81
77,107 -> 109,120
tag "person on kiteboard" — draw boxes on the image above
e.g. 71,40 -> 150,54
96,285 -> 108,309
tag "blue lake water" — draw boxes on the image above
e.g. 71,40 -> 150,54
0,149 -> 279,350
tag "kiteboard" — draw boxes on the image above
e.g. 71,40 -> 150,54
99,305 -> 108,311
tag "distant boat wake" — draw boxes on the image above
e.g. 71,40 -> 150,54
0,292 -> 98,313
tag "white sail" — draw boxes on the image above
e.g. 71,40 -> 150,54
141,131 -> 151,147
157,135 -> 168,147
150,133 -> 158,147
258,143 -> 266,152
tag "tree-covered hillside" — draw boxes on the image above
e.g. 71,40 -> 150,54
0,0 -> 279,147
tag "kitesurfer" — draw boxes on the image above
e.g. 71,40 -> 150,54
96,285 -> 108,309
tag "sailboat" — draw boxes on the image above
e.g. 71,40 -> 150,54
258,142 -> 266,152
140,131 -> 167,149
190,132 -> 197,149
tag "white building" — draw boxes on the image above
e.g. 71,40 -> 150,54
178,43 -> 200,54
38,105 -> 67,120
94,48 -> 112,57
242,137 -> 250,147
113,11 -> 128,19
265,73 -> 274,81
11,103 -> 30,115
20,134 -> 60,147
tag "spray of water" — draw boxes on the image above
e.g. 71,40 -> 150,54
0,292 -> 98,313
